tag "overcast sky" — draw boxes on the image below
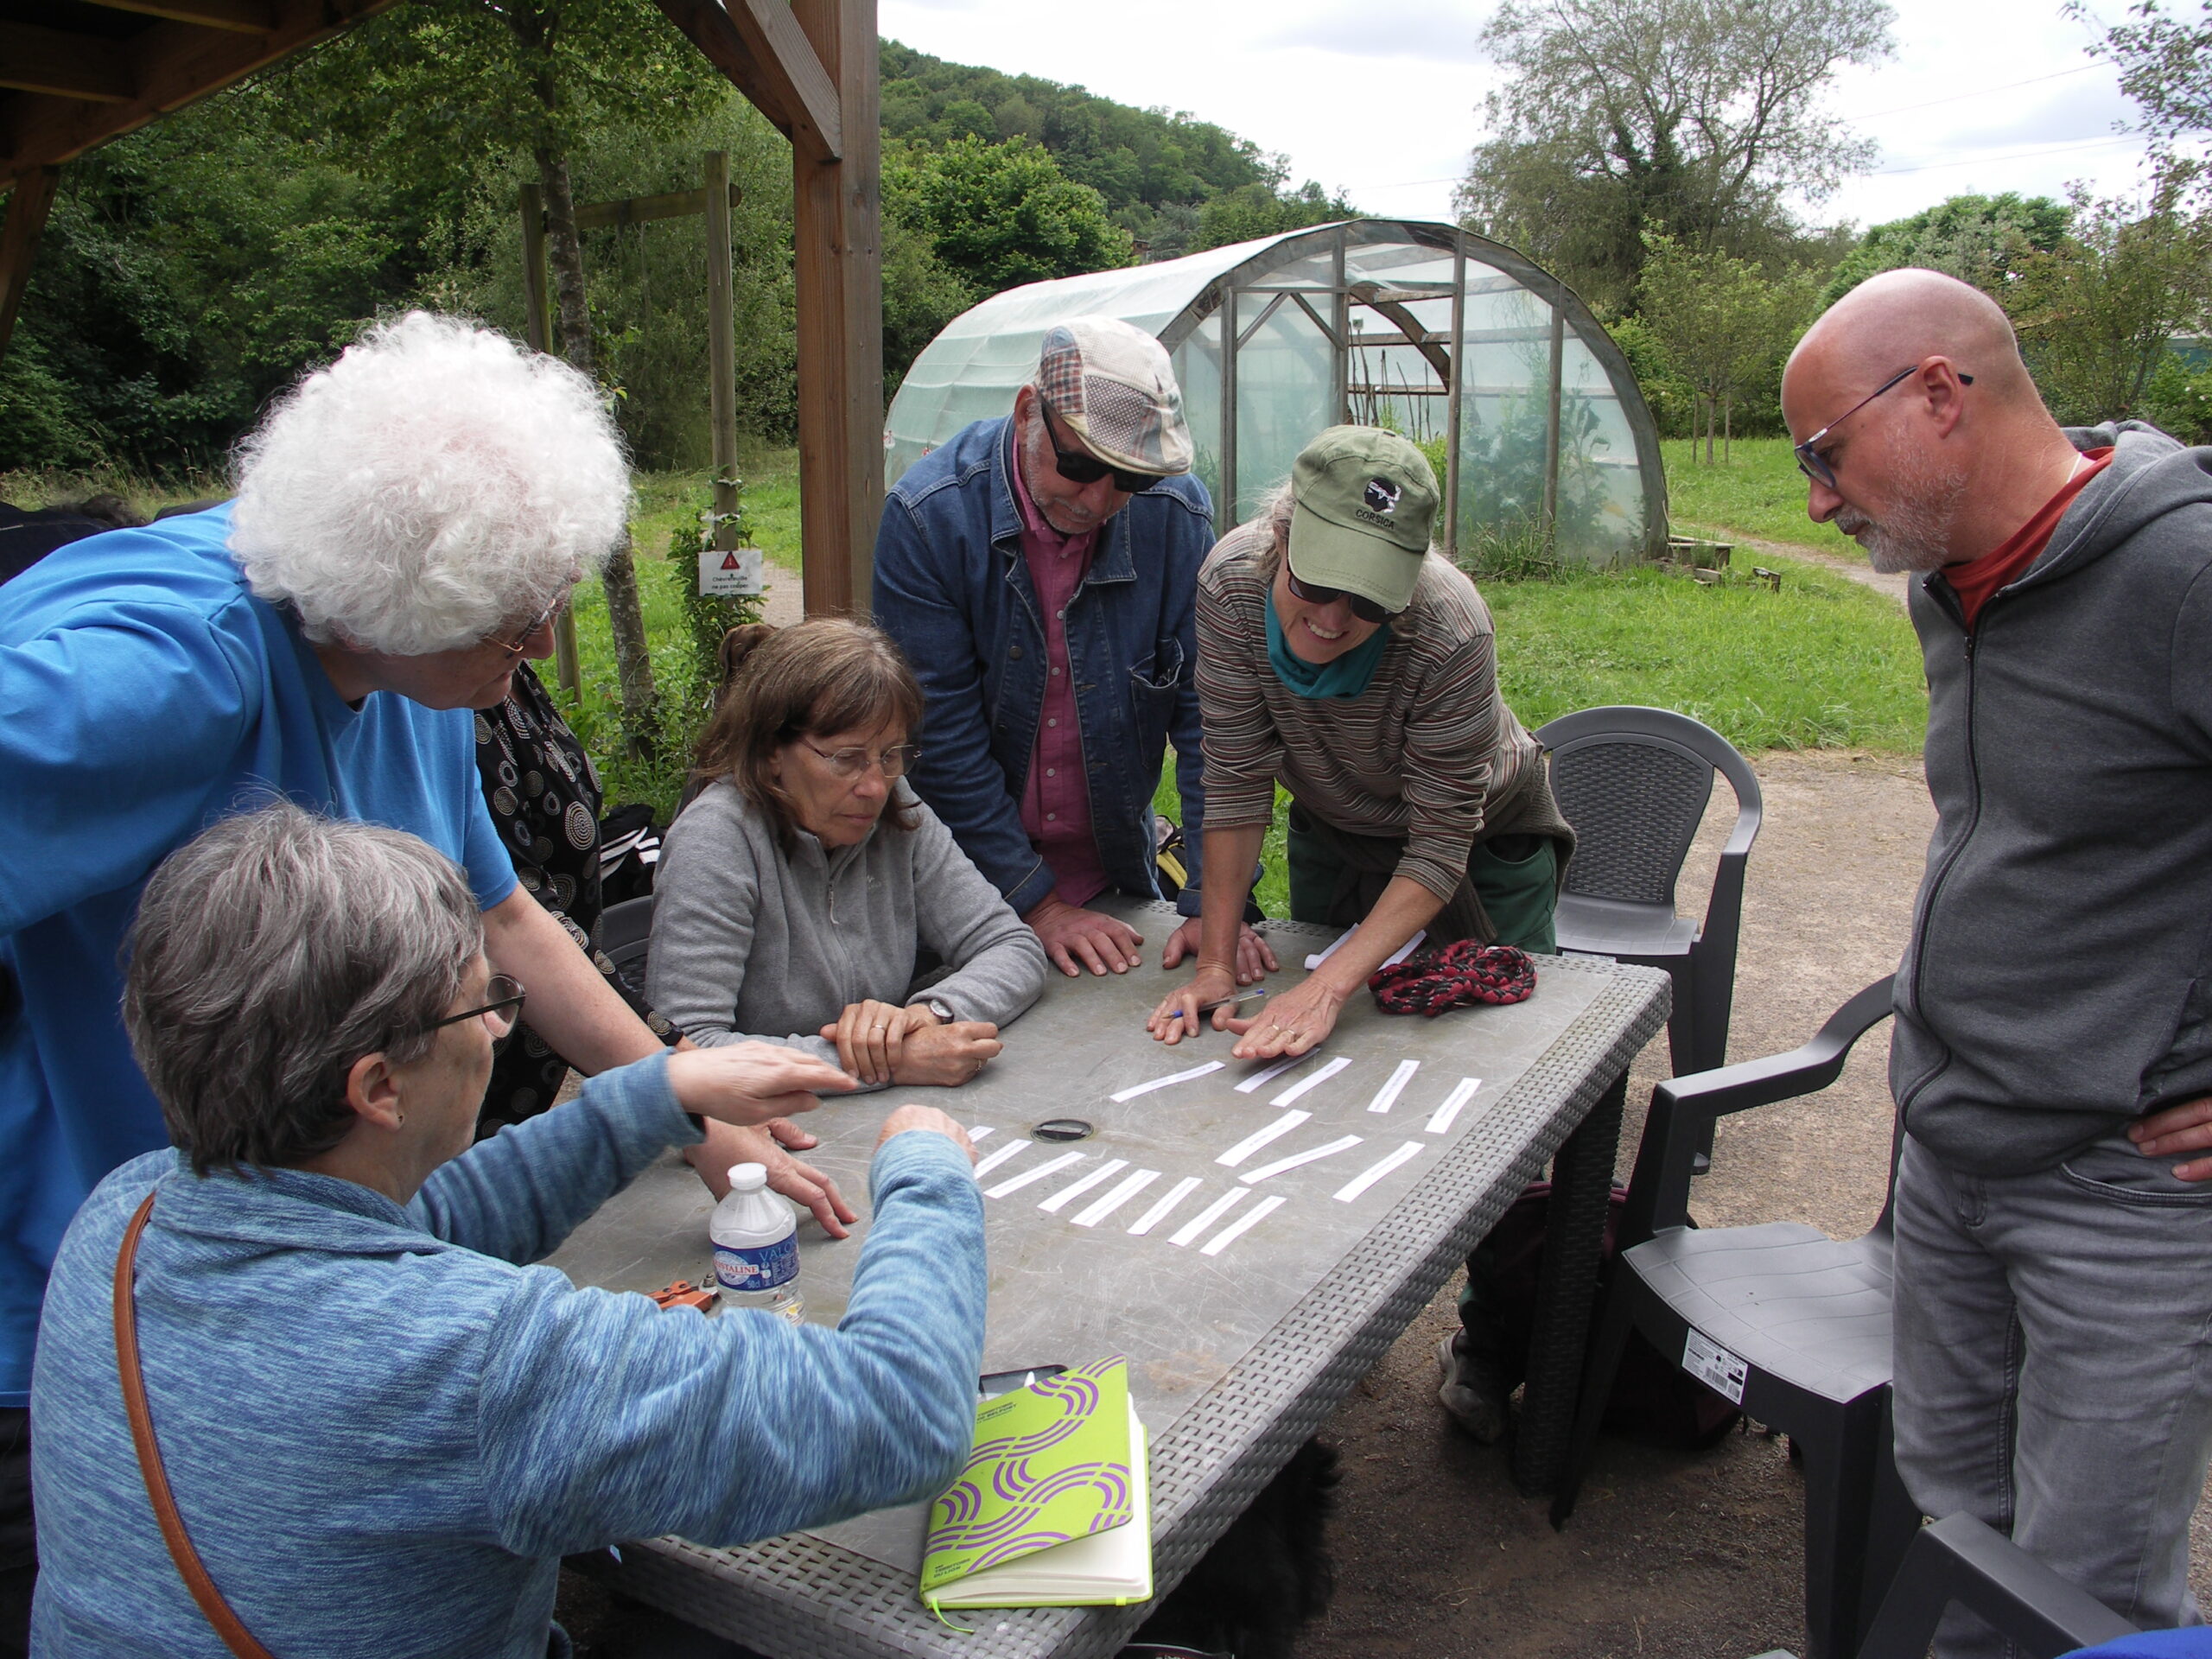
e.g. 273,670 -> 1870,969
876,0 -> 2169,237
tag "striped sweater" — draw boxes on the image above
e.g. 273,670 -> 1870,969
1195,523 -> 1561,902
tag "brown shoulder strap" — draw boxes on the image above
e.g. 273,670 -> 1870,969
113,1192 -> 280,1659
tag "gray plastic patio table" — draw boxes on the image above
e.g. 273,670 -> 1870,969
549,901 -> 1669,1659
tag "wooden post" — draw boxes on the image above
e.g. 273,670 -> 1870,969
519,181 -> 582,694
704,150 -> 741,577
1541,305 -> 1565,552
0,166 -> 61,366
1443,228 -> 1466,563
788,0 -> 881,617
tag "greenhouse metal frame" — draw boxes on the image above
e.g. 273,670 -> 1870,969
887,219 -> 1669,568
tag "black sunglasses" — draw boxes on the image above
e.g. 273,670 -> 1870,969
1795,365 -> 1973,491
1039,402 -> 1161,494
1285,567 -> 1395,626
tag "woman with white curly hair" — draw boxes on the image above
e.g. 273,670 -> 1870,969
0,313 -> 853,1647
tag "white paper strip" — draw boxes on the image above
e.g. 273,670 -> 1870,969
1271,1054 -> 1351,1108
1333,1141 -> 1427,1203
1240,1134 -> 1364,1184
1127,1175 -> 1202,1236
1303,924 -> 1425,971
1235,1052 -> 1311,1094
1201,1194 -> 1287,1256
1109,1060 -> 1225,1103
971,1140 -> 1027,1179
1072,1168 -> 1160,1229
1168,1186 -> 1248,1247
1366,1058 -> 1421,1114
1039,1159 -> 1129,1214
984,1150 -> 1084,1198
1425,1077 -> 1483,1135
1217,1109 -> 1311,1167
968,1126 -> 995,1143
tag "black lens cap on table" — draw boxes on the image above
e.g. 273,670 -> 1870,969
1031,1118 -> 1093,1142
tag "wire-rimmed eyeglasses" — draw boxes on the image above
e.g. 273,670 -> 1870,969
800,738 -> 921,781
1795,364 -> 1973,491
427,975 -> 527,1039
486,594 -> 569,659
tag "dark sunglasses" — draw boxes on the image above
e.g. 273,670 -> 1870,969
1794,365 -> 1973,491
1285,567 -> 1395,626
1039,401 -> 1161,494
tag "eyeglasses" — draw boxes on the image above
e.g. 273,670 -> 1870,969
427,975 -> 526,1039
486,594 -> 569,659
1284,567 -> 1395,626
1039,402 -> 1162,495
801,738 -> 921,780
1794,365 -> 1973,491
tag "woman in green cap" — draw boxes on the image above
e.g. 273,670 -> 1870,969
1147,423 -> 1572,1058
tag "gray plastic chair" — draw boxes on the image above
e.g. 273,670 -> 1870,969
1537,706 -> 1763,1082
1854,1512 -> 2138,1659
1551,977 -> 1916,1659
598,893 -> 657,1007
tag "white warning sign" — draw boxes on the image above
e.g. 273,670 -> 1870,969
1682,1329 -> 1749,1404
698,544 -> 764,597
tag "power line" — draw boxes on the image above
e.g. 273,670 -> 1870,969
1843,63 -> 2104,124
1873,132 -> 2146,175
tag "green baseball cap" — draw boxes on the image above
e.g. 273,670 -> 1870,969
1286,426 -> 1439,615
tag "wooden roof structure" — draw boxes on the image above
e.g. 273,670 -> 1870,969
0,0 -> 882,613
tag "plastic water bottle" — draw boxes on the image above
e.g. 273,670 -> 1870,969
709,1163 -> 804,1324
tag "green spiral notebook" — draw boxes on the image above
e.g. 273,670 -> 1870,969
918,1357 -> 1152,1611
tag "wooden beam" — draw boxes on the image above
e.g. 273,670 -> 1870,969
571,180 -> 740,232
0,23 -> 136,103
0,0 -> 399,188
0,165 -> 61,365
647,0 -> 841,163
788,0 -> 879,614
75,0 -> 275,35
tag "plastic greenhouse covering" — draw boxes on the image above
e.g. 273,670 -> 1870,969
885,219 -> 1668,568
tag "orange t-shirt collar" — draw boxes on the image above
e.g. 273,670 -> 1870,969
1942,448 -> 2113,630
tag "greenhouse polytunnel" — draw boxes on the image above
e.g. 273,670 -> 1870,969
885,219 -> 1669,568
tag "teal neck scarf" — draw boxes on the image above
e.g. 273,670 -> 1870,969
1266,598 -> 1389,700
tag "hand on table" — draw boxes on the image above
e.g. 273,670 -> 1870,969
1027,893 -> 1143,977
1224,974 -> 1348,1061
2129,1095 -> 2212,1179
1147,963 -> 1241,1046
666,1040 -> 855,1125
819,999 -> 938,1085
1162,917 -> 1277,984
686,1118 -> 859,1237
876,1103 -> 976,1159
891,1020 -> 1002,1086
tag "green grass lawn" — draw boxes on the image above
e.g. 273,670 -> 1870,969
1662,436 -> 1863,557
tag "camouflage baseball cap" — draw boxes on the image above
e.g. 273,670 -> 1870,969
1033,316 -> 1194,476
1287,426 -> 1438,615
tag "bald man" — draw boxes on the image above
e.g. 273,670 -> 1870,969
1783,268 -> 2212,1653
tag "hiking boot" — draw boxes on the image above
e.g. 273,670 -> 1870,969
1436,1332 -> 1510,1443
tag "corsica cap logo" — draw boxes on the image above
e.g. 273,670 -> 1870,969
1363,478 -> 1401,515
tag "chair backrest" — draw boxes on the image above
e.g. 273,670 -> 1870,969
1855,1513 -> 2137,1659
1536,706 -> 1764,910
597,893 -> 657,1006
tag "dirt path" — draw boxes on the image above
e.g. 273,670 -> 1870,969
1675,522 -> 1910,608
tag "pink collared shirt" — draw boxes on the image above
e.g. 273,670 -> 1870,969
1010,452 -> 1112,910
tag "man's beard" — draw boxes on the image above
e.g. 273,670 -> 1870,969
1834,428 -> 1967,574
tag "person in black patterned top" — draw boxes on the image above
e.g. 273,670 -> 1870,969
473,660 -> 673,1135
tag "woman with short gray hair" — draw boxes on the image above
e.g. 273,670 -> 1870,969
28,803 -> 985,1659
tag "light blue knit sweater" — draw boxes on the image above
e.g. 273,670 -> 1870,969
28,1051 -> 986,1657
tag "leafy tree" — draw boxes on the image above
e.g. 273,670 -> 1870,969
1638,234 -> 1819,461
2006,181 -> 2212,425
1194,181 -> 1356,251
2079,0 -> 2212,152
884,136 -> 1134,295
1456,0 -> 1893,313
1821,193 -> 2073,306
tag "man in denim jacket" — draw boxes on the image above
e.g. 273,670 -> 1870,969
875,317 -> 1274,983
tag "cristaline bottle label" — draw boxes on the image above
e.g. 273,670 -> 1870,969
714,1235 -> 798,1294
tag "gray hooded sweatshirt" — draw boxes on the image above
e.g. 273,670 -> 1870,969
1894,422 -> 2212,1175
646,779 -> 1047,1085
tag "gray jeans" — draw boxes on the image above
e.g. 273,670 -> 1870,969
1893,1131 -> 2212,1658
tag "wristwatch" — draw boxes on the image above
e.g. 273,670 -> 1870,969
925,997 -> 956,1024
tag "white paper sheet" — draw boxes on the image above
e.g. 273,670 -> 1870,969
1216,1109 -> 1311,1167
1333,1141 -> 1426,1203
1239,1134 -> 1363,1184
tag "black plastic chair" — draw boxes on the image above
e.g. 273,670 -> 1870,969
1550,977 -> 1912,1659
598,893 -> 657,1007
1856,1513 -> 2137,1659
1537,706 -> 1764,1083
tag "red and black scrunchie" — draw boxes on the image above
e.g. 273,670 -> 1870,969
1368,939 -> 1537,1016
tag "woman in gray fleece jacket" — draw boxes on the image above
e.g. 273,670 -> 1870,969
649,619 -> 1047,1089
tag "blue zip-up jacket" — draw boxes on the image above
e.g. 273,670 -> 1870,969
1894,422 -> 2212,1174
29,1052 -> 986,1657
874,416 -> 1216,919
